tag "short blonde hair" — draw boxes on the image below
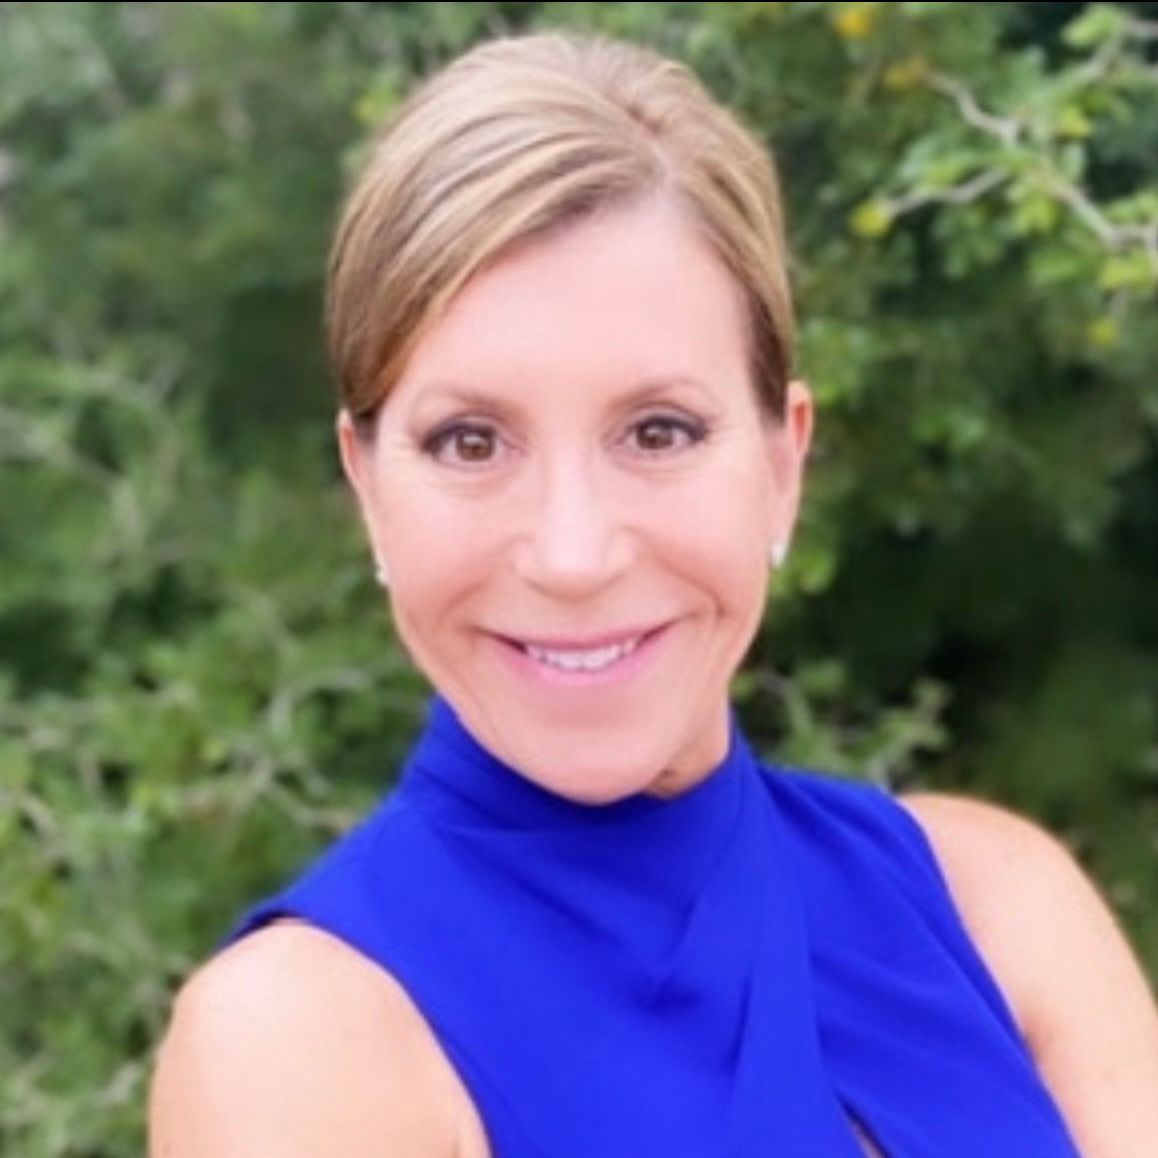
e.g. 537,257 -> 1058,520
327,32 -> 793,422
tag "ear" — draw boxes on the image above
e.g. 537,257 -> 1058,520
336,408 -> 370,500
765,379 -> 813,558
335,409 -> 388,566
335,409 -> 365,490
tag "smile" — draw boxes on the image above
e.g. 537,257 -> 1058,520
495,625 -> 668,687
523,637 -> 640,673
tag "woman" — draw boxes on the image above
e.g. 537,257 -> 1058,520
150,32 -> 1158,1157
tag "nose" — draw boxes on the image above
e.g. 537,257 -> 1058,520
512,454 -> 634,598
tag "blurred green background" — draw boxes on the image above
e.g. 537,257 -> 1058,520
2,2 -> 1156,1153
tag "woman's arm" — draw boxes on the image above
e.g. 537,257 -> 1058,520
904,793 -> 1158,1157
149,922 -> 481,1157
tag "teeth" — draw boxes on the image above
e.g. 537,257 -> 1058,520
525,637 -> 639,672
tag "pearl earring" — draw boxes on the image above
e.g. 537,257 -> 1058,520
770,542 -> 788,569
374,562 -> 390,588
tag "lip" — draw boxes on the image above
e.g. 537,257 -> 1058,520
501,624 -> 665,652
490,622 -> 672,688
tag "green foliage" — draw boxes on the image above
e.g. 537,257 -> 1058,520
1,3 -> 1155,1152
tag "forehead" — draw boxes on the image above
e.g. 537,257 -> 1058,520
390,197 -> 753,408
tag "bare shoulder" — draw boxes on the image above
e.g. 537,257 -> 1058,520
149,921 -> 485,1158
902,792 -> 1158,1155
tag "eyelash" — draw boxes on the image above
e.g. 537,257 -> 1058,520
420,421 -> 502,466
419,412 -> 710,467
624,414 -> 709,455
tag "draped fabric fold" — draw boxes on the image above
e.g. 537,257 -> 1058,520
230,698 -> 1078,1157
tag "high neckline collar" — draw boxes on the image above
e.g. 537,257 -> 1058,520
401,695 -> 750,833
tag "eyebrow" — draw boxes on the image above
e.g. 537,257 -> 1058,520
404,384 -> 506,413
407,375 -> 715,413
615,377 -> 715,406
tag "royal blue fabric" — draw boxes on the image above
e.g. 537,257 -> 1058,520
229,698 -> 1079,1156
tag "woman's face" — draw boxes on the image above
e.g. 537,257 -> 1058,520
339,197 -> 811,802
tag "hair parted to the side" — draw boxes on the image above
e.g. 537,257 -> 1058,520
327,32 -> 794,425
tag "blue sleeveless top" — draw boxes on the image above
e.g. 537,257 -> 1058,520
230,698 -> 1078,1156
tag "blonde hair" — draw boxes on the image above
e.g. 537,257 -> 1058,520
327,32 -> 793,423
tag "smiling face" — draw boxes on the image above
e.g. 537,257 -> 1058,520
339,197 -> 811,802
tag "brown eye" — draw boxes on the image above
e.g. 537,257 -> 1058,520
423,422 -> 501,465
451,427 -> 496,462
629,415 -> 707,454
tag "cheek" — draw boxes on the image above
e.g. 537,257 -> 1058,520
694,495 -> 775,622
663,513 -> 771,619
381,508 -> 496,634
376,479 -> 482,570
683,471 -> 775,564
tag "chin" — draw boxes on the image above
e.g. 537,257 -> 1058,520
511,735 -> 694,805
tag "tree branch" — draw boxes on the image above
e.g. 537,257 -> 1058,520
1126,18 -> 1158,42
1045,176 -> 1158,271
927,72 -> 1022,145
889,167 -> 1008,217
